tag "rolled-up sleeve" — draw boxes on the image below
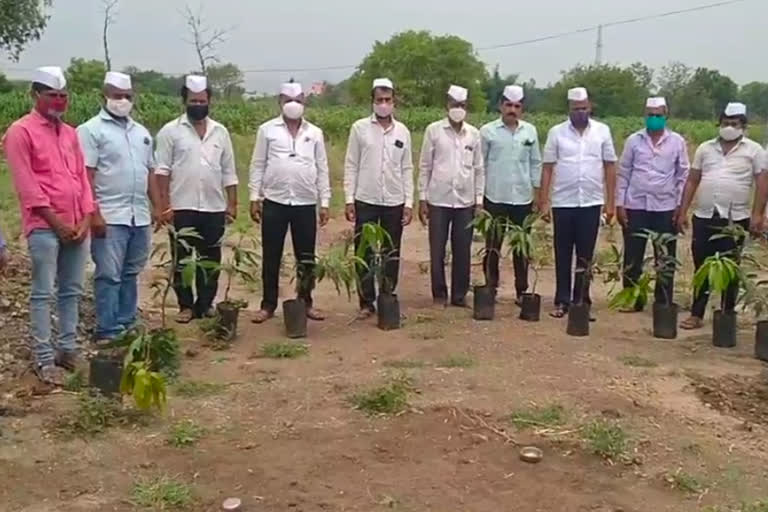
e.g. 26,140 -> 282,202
220,129 -> 238,188
248,125 -> 268,202
616,136 -> 635,207
154,126 -> 173,176
2,126 -> 50,210
418,126 -> 434,201
343,124 -> 361,204
602,129 -> 618,162
76,123 -> 99,168
542,128 -> 559,164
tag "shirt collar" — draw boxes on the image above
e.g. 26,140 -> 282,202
275,116 -> 308,130
640,128 -> 670,143
30,108 -> 59,128
496,118 -> 522,132
99,108 -> 133,127
441,118 -> 466,134
711,137 -> 746,154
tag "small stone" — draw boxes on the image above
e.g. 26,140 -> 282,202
222,497 -> 241,511
185,348 -> 199,358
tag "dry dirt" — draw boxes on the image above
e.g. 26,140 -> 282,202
2,219 -> 768,512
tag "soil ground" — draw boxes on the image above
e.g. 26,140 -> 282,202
2,219 -> 768,512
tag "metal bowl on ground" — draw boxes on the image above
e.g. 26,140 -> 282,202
519,446 -> 544,463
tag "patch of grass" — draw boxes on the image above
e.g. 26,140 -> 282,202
63,369 -> 86,392
350,375 -> 412,415
666,469 -> 705,494
167,420 -> 206,448
412,313 -> 435,324
582,419 -> 628,460
261,342 -> 309,359
742,501 -> 768,512
681,441 -> 703,455
51,393 -> 144,438
507,404 -> 567,430
131,475 -> 194,509
436,354 -> 475,368
408,325 -> 445,341
173,380 -> 226,398
619,355 -> 658,368
382,359 -> 427,369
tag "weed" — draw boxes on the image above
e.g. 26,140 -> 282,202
351,375 -> 412,415
582,419 -> 628,460
261,342 -> 309,359
51,393 -> 142,438
413,313 -> 435,324
173,380 -> 226,398
63,369 -> 86,392
131,475 -> 193,509
436,354 -> 475,368
666,469 -> 705,494
619,355 -> 658,368
507,404 -> 567,429
167,420 -> 206,447
382,359 -> 427,369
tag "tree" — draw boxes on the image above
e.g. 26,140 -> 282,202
181,3 -> 232,74
687,67 -> 738,117
629,62 -> 654,92
123,66 -> 183,95
0,0 -> 51,61
66,58 -> 107,93
102,0 -> 119,71
348,30 -> 488,111
207,62 -> 244,99
739,82 -> 768,120
482,65 -> 519,113
543,64 -> 649,117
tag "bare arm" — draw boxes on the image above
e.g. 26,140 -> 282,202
752,171 -> 768,219
678,168 -> 702,221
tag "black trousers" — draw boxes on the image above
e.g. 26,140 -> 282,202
552,206 -> 602,308
482,198 -> 532,295
354,200 -> 404,311
622,209 -> 677,308
172,210 -> 225,317
261,199 -> 317,313
428,204 -> 474,304
690,214 -> 748,318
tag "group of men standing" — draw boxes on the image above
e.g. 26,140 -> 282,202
2,65 -> 767,386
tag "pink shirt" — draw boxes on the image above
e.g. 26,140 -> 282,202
2,110 -> 94,236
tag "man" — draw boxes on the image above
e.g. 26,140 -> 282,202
539,87 -> 617,318
344,78 -> 414,318
155,75 -> 238,323
418,85 -> 483,307
2,67 -> 93,385
77,71 -> 159,343
677,102 -> 768,330
616,97 -> 689,312
480,85 -> 542,303
249,82 -> 331,323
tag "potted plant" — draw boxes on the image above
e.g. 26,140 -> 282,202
735,241 -> 768,361
119,326 -> 170,411
214,227 -> 260,341
505,213 -> 543,321
356,222 -> 400,330
567,257 -> 595,337
469,210 -> 507,321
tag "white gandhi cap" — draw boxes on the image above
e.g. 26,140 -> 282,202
372,78 -> 394,90
279,82 -> 303,98
567,87 -> 588,101
33,66 -> 67,90
646,97 -> 667,108
447,85 -> 468,102
185,75 -> 208,93
503,85 -> 524,102
104,71 -> 132,90
724,102 -> 747,116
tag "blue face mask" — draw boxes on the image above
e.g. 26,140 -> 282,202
646,115 -> 667,132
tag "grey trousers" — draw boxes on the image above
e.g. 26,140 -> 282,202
428,204 -> 474,304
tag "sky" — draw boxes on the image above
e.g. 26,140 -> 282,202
3,0 -> 766,93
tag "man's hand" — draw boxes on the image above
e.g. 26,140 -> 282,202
226,203 -> 237,224
418,201 -> 429,226
616,207 -> 628,228
603,204 -> 615,226
474,204 -> 484,217
750,212 -> 764,236
250,200 -> 263,223
402,207 -> 413,226
344,203 -> 356,223
538,198 -> 551,223
91,211 -> 107,239
52,221 -> 77,243
73,216 -> 91,244
676,211 -> 690,234
319,207 -> 329,227
0,247 -> 7,273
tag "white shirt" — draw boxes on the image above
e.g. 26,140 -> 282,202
418,119 -> 484,208
344,115 -> 415,207
155,115 -> 238,212
248,117 -> 331,208
692,137 -> 766,221
542,119 -> 617,208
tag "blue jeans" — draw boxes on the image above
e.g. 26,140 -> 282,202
28,229 -> 88,367
91,224 -> 150,339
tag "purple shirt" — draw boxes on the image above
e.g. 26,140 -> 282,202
616,129 -> 690,211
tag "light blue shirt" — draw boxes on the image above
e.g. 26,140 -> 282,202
77,110 -> 155,226
480,118 -> 542,205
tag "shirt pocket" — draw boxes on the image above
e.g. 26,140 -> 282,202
202,142 -> 224,170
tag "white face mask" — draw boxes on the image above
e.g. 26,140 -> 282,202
282,101 -> 304,120
719,125 -> 743,142
448,107 -> 466,123
106,98 -> 133,118
373,102 -> 394,118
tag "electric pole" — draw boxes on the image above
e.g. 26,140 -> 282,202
595,24 -> 603,65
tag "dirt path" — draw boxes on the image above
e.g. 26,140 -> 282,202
2,219 -> 768,511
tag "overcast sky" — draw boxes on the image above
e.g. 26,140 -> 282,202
3,0 -> 765,93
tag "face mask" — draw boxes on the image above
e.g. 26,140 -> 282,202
448,107 -> 466,123
719,126 -> 743,141
645,115 -> 666,132
373,102 -> 394,118
569,111 -> 590,129
106,98 -> 133,118
282,101 -> 304,120
186,104 -> 209,122
36,94 -> 68,120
